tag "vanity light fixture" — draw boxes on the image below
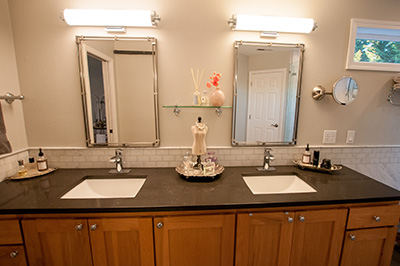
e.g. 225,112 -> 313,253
61,9 -> 161,31
228,14 -> 317,36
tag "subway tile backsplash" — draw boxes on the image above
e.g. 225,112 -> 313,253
1,146 -> 399,183
29,146 -> 400,168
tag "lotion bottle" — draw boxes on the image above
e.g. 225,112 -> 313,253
302,144 -> 311,164
37,148 -> 48,171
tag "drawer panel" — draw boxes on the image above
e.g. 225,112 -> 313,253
0,220 -> 22,245
0,245 -> 27,266
347,205 -> 400,229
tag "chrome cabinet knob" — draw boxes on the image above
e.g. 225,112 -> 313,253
350,234 -> 356,241
374,216 -> 381,222
75,224 -> 83,231
299,216 -> 305,222
156,222 -> 163,229
288,217 -> 294,223
10,251 -> 18,258
90,224 -> 97,230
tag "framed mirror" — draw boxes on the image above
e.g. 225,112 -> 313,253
76,36 -> 160,147
346,18 -> 400,72
232,41 -> 304,146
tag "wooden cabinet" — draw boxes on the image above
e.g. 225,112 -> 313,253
340,204 -> 400,266
235,209 -> 347,266
0,245 -> 27,266
22,217 -> 154,266
22,218 -> 93,266
89,218 -> 154,266
13,202 -> 400,266
290,209 -> 347,266
154,214 -> 236,266
0,220 -> 27,266
236,211 -> 294,266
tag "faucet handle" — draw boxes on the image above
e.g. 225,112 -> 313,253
115,149 -> 123,156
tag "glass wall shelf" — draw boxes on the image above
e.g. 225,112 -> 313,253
163,105 -> 232,116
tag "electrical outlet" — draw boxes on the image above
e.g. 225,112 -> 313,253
323,130 -> 337,144
346,130 -> 356,144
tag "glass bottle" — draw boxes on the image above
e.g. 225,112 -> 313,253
201,90 -> 209,106
18,160 -> 28,177
203,158 -> 215,176
182,152 -> 192,175
37,148 -> 48,171
193,91 -> 200,106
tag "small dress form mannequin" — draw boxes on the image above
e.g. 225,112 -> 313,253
191,117 -> 208,155
191,117 -> 208,169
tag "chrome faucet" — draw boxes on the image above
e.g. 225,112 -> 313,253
262,148 -> 275,171
109,149 -> 130,174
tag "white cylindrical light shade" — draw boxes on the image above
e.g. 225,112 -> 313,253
63,9 -> 156,27
234,14 -> 315,33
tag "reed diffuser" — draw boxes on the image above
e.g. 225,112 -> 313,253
191,67 -> 204,106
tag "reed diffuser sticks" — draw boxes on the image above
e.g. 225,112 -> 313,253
191,67 -> 204,93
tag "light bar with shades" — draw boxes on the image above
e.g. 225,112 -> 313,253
62,9 -> 160,28
228,14 -> 317,34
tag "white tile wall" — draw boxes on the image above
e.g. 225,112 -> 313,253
1,146 -> 400,189
0,149 -> 29,181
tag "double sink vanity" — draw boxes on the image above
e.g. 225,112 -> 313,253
0,165 -> 399,266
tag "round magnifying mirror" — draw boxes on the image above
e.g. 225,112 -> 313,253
332,76 -> 358,105
388,90 -> 400,106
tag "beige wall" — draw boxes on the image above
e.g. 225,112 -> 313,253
6,0 -> 400,149
0,0 -> 28,152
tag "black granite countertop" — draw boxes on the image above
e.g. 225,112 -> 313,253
0,165 -> 400,215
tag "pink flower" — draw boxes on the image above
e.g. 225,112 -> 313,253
207,72 -> 222,88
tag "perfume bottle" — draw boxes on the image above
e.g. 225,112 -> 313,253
18,160 -> 27,177
203,158 -> 215,176
201,90 -> 209,106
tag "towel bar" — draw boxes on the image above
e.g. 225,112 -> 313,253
0,92 -> 24,104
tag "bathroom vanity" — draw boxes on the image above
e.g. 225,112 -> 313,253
0,166 -> 399,266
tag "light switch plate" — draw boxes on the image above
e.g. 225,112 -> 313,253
323,130 -> 337,144
346,130 -> 356,144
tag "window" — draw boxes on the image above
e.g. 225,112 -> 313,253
346,19 -> 400,72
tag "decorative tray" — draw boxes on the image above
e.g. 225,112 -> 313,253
293,160 -> 342,173
8,168 -> 57,181
175,164 -> 224,180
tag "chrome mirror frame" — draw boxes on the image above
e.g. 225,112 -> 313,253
231,41 -> 304,146
76,36 -> 160,147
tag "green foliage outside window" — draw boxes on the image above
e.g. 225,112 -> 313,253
354,39 -> 400,64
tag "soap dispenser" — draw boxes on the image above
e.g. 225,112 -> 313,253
37,148 -> 48,171
302,144 -> 311,164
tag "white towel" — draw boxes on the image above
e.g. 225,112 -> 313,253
394,73 -> 400,83
0,102 -> 12,155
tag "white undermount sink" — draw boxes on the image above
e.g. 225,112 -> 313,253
243,174 -> 316,195
61,177 -> 146,199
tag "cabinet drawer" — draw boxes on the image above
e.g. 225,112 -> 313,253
0,245 -> 27,266
347,205 -> 400,229
0,220 -> 22,245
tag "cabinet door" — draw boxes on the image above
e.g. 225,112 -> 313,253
89,217 -> 154,266
154,214 -> 235,266
22,219 -> 93,266
290,209 -> 347,266
235,212 -> 294,266
340,227 -> 397,266
0,245 -> 27,266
